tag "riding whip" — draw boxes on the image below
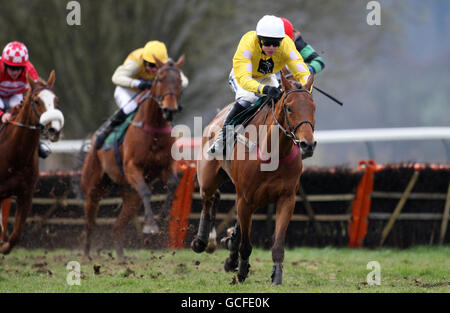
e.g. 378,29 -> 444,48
313,86 -> 343,106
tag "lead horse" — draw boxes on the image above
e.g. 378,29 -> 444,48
81,56 -> 185,258
0,71 -> 64,254
192,73 -> 316,285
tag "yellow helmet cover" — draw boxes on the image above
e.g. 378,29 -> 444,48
142,41 -> 168,63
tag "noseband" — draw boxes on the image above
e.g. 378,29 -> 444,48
150,65 -> 182,108
271,89 -> 314,145
6,86 -> 56,131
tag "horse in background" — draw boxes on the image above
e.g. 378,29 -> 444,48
81,56 -> 185,258
192,73 -> 316,285
0,71 -> 64,254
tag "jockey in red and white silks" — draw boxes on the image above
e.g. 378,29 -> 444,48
0,41 -> 39,113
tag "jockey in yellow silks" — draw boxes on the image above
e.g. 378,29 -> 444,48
94,40 -> 189,149
208,15 -> 311,155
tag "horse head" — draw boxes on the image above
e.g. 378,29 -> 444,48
278,72 -> 316,159
151,55 -> 185,121
26,70 -> 64,142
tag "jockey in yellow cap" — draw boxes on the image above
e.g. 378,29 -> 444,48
95,40 -> 189,149
208,15 -> 311,155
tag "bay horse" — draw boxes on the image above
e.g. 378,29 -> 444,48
0,71 -> 64,254
81,56 -> 185,258
191,73 -> 316,285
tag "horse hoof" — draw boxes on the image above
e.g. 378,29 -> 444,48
237,261 -> 250,282
0,242 -> 11,255
271,264 -> 283,286
143,223 -> 159,235
205,239 -> 217,254
224,257 -> 238,272
191,238 -> 207,253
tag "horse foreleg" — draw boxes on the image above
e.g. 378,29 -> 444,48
271,195 -> 295,285
142,188 -> 159,235
125,163 -> 159,235
236,198 -> 253,283
113,188 -> 142,258
205,191 -> 220,253
191,191 -> 216,253
0,194 -> 32,255
223,221 -> 240,272
159,171 -> 179,230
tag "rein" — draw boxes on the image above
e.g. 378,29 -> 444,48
149,65 -> 182,107
271,89 -> 314,145
255,89 -> 313,164
3,86 -> 55,132
129,64 -> 181,134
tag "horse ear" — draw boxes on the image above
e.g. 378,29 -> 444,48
175,54 -> 185,68
153,56 -> 165,68
303,74 -> 314,92
47,70 -> 56,87
26,72 -> 37,89
280,71 -> 294,92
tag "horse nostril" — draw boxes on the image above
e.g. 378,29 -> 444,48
300,141 -> 315,151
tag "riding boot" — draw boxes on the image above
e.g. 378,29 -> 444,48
38,141 -> 51,159
94,108 -> 128,150
207,100 -> 250,155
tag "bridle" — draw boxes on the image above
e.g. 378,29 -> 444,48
5,86 -> 56,131
149,64 -> 182,109
270,89 -> 314,145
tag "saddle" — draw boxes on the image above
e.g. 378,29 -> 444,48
224,96 -> 270,151
102,111 -> 137,151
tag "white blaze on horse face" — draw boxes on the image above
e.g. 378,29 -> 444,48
38,90 -> 65,131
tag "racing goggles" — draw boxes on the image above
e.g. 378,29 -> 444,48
259,36 -> 283,47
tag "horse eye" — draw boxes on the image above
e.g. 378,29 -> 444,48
287,107 -> 293,113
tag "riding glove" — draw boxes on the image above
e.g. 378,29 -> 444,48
263,86 -> 282,99
136,79 -> 152,90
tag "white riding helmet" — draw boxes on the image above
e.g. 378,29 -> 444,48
256,15 -> 285,39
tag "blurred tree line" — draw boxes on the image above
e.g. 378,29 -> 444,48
0,0 -> 408,139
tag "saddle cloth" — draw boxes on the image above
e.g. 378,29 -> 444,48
103,111 -> 137,151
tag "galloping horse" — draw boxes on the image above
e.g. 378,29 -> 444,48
81,56 -> 185,258
0,71 -> 64,254
191,73 -> 316,285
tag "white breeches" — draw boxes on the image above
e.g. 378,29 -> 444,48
0,93 -> 24,110
114,86 -> 139,115
228,69 -> 279,104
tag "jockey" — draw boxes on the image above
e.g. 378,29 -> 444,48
94,40 -> 189,149
208,15 -> 311,155
281,17 -> 325,75
0,41 -> 51,158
